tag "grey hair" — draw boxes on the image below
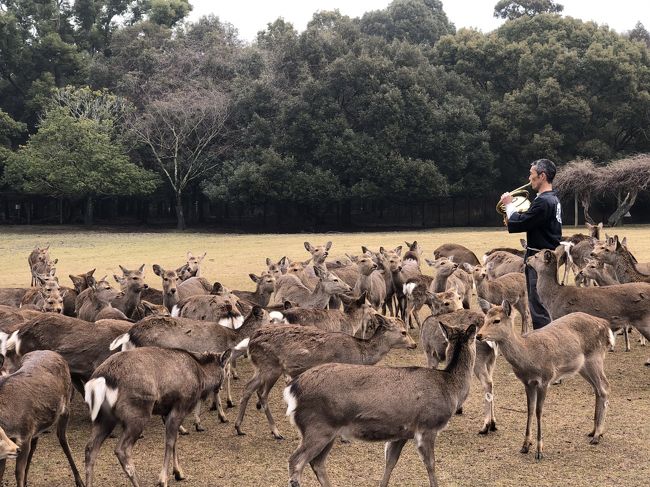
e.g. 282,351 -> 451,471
531,159 -> 557,183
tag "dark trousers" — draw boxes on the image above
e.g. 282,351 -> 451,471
525,264 -> 551,329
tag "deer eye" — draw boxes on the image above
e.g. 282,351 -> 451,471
401,331 -> 407,336
493,319 -> 501,324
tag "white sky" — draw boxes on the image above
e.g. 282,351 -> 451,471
187,1 -> 649,43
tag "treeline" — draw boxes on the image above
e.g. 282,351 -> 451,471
1,0 -> 649,229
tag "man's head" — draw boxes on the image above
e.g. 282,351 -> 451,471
529,159 -> 556,191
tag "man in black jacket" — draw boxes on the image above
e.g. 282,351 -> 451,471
499,159 -> 562,329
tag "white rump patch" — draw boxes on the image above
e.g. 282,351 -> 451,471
84,377 -> 118,421
234,338 -> 250,352
403,282 -> 417,296
269,311 -> 286,323
4,331 -> 20,356
171,305 -> 180,317
218,315 -> 245,330
283,385 -> 298,426
109,333 -> 132,351
0,332 -> 8,356
414,431 -> 424,448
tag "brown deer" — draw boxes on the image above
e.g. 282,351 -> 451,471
77,277 -> 128,322
276,292 -> 376,337
83,347 -> 230,487
27,246 -> 57,287
483,251 -> 524,279
177,251 -> 206,281
425,257 -> 473,309
433,243 -> 480,266
576,259 -> 618,287
382,247 -> 420,320
152,265 -> 213,313
232,272 -> 276,307
470,264 -> 531,333
0,351 -> 84,487
527,248 -> 650,365
233,314 -> 417,439
591,235 -> 650,283
477,303 -> 612,460
272,267 -> 351,309
421,305 -> 498,435
284,322 -> 476,487
353,253 -> 387,311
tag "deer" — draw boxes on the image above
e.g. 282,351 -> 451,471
77,277 -> 129,322
483,251 -> 524,280
575,259 -> 619,287
27,246 -> 57,287
233,314 -> 417,440
477,303 -> 613,460
527,248 -> 650,364
275,292 -> 376,337
0,351 -> 84,487
381,247 -> 420,320
304,241 -> 360,295
420,304 -> 498,435
272,266 -> 351,309
110,307 -> 272,428
2,314 -> 132,395
283,322 -> 476,487
402,274 -> 434,329
110,264 -> 149,318
265,256 -> 288,279
65,269 -> 97,316
433,243 -> 480,266
177,251 -> 206,281
83,347 -> 231,487
353,253 -> 387,311
232,272 -> 276,307
425,257 -> 473,309
469,264 -> 531,333
152,265 -> 214,313
364,245 -> 400,316
403,240 -> 423,266
591,235 -> 650,284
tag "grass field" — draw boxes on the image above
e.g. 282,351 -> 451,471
0,225 -> 649,487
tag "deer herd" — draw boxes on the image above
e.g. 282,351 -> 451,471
0,225 -> 649,487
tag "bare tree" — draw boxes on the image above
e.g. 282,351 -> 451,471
128,88 -> 230,229
599,155 -> 650,227
554,159 -> 599,225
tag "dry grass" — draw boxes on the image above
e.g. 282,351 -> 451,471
1,225 -> 649,487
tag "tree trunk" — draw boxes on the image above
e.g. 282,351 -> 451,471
175,193 -> 186,230
580,196 -> 595,225
84,195 -> 94,226
59,198 -> 64,224
607,190 -> 637,227
574,193 -> 578,227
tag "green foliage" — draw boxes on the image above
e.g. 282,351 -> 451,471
147,0 -> 192,27
3,107 -> 159,197
494,0 -> 563,20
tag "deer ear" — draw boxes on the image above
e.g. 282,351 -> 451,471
394,246 -> 402,256
60,289 -> 68,298
465,324 -> 478,339
357,291 -> 368,306
249,273 -> 259,283
404,241 -> 411,247
119,265 -> 128,275
187,251 -> 194,260
266,257 -> 272,266
199,252 -> 206,262
543,250 -> 553,263
620,236 -> 627,248
69,274 -> 83,287
138,264 -> 145,274
283,300 -> 293,310
598,222 -> 603,229
325,241 -> 332,251
252,305 -> 264,319
501,300 -> 512,317
153,264 -> 163,276
520,238 -> 527,249
88,268 -> 96,276
459,263 -> 473,273
361,246 -> 370,254
304,242 -> 313,252
425,258 -> 435,267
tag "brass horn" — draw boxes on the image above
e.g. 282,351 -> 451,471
496,182 -> 532,224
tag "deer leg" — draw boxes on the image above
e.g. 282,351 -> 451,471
476,360 -> 496,435
516,299 -> 530,334
115,419 -> 145,487
172,431 -> 185,481
14,436 -> 32,487
379,439 -> 407,487
192,400 -> 206,432
22,437 -> 38,486
0,459 -> 5,483
624,327 -> 631,352
521,383 -> 537,454
214,390 -> 228,423
309,438 -> 336,487
85,417 -> 117,487
580,358 -> 610,444
258,371 -> 283,439
56,409 -> 84,487
235,370 -> 264,436
158,413 -> 183,487
225,363 -> 235,408
534,386 -> 548,461
288,429 -> 337,487
230,357 -> 239,380
415,431 -> 439,487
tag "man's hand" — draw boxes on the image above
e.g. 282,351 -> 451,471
500,192 -> 513,205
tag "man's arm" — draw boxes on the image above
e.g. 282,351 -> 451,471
506,198 -> 546,233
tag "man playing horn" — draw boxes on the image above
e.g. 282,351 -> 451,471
500,159 -> 562,329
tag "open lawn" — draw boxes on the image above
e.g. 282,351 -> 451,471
0,225 -> 649,487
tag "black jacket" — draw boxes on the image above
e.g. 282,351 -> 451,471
507,190 -> 562,256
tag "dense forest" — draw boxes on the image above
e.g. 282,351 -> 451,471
1,0 -> 649,229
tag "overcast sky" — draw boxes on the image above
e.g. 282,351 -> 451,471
187,1 -> 649,43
